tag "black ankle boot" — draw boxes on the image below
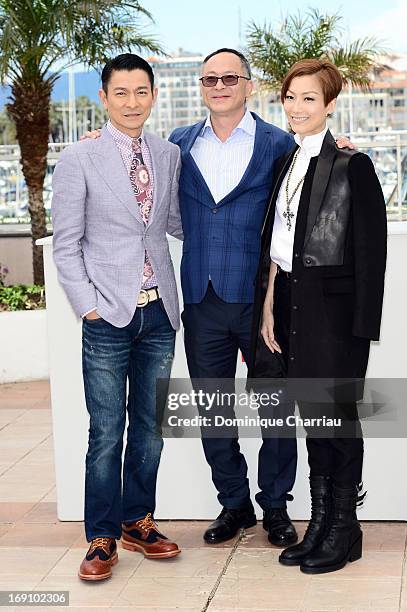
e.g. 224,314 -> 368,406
300,483 -> 362,574
279,475 -> 331,566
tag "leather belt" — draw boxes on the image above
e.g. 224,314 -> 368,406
137,287 -> 160,308
276,265 -> 292,279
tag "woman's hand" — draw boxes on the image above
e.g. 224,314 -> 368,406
261,302 -> 282,354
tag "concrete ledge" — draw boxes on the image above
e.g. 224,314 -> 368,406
0,309 -> 49,383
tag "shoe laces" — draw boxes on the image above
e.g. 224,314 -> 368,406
89,537 -> 111,554
266,508 -> 287,522
218,508 -> 240,524
138,512 -> 157,532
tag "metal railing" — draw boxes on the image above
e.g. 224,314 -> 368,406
348,131 -> 407,221
0,133 -> 406,224
0,143 -> 68,224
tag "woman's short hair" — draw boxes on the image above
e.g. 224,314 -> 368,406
281,59 -> 343,105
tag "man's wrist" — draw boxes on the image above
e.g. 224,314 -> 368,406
82,308 -> 98,319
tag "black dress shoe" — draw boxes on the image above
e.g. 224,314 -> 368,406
263,508 -> 298,547
204,504 -> 257,544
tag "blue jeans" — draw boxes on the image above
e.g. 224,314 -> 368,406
82,300 -> 175,542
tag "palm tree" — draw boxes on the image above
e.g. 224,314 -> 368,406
0,0 -> 162,285
247,9 -> 383,92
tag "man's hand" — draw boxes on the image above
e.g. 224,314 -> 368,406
261,303 -> 281,354
85,309 -> 101,320
80,129 -> 102,141
336,136 -> 356,150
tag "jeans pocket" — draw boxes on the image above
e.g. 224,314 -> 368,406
158,298 -> 172,320
83,316 -> 105,325
158,298 -> 166,312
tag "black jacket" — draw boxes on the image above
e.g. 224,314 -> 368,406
248,130 -> 387,380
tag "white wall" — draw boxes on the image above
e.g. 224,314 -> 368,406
38,224 -> 407,521
0,310 -> 49,383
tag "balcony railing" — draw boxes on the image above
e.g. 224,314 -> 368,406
0,133 -> 406,224
349,131 -> 407,222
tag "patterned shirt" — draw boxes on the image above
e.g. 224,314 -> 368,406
107,120 -> 157,289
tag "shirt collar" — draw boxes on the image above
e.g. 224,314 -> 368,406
107,120 -> 145,149
294,125 -> 328,157
201,109 -> 256,138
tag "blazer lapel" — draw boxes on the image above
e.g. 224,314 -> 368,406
303,130 -> 337,247
185,120 -> 206,153
143,131 -> 169,225
88,126 -> 143,224
218,114 -> 274,207
184,120 -> 216,206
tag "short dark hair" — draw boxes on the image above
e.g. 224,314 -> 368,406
203,48 -> 252,79
101,53 -> 155,93
281,59 -> 342,105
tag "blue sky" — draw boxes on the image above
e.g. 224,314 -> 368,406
143,0 -> 406,56
1,0 -> 404,105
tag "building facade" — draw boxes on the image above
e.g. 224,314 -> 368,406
147,51 -> 207,137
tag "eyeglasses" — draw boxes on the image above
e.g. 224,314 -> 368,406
199,74 -> 251,87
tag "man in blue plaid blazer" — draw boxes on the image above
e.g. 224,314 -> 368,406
169,48 -> 298,547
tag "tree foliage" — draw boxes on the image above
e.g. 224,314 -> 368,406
247,8 -> 383,91
0,0 -> 162,85
0,0 -> 163,284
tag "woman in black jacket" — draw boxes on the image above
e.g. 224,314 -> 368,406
248,59 -> 387,574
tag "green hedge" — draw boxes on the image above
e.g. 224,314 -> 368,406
0,285 -> 45,311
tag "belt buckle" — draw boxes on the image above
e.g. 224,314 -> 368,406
138,289 -> 149,308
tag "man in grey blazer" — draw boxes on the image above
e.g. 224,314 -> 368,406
52,54 -> 182,582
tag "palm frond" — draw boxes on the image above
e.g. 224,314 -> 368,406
246,8 -> 383,92
0,0 -> 164,83
328,37 -> 386,89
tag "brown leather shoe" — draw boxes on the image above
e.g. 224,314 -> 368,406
121,513 -> 181,559
78,537 -> 118,581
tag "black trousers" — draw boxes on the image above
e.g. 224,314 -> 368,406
182,283 -> 297,510
273,272 -> 363,486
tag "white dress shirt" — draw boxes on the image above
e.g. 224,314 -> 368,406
270,126 -> 328,272
190,109 -> 256,203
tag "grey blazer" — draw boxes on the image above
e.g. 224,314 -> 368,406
51,125 -> 183,329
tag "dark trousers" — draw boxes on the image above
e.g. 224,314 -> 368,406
82,300 -> 175,542
274,273 -> 363,486
182,283 -> 297,510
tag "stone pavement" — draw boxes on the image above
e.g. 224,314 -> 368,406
0,380 -> 406,611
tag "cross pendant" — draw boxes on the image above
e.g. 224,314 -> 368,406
283,209 -> 295,231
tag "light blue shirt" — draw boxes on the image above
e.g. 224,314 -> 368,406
191,109 -> 256,204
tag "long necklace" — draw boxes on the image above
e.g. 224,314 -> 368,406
284,148 -> 306,231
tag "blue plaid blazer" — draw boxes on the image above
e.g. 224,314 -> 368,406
169,113 -> 294,304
